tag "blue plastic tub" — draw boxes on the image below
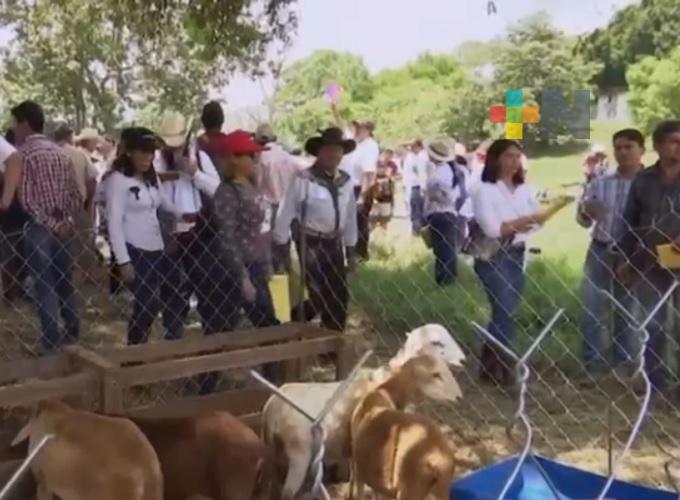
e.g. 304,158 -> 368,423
451,454 -> 676,499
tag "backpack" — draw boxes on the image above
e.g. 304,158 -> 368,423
448,162 -> 468,212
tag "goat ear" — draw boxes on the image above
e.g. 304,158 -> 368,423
11,421 -> 31,447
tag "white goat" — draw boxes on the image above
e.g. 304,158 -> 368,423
261,324 -> 465,500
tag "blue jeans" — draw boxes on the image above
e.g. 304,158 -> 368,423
127,244 -> 164,345
410,187 -> 425,235
428,212 -> 458,286
633,266 -> 675,394
474,247 -> 526,345
161,232 -> 240,339
24,224 -> 79,352
580,241 -> 635,371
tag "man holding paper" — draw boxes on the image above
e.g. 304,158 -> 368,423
616,121 -> 680,399
577,129 -> 644,379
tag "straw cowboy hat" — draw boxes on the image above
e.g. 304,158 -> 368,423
157,111 -> 191,148
254,123 -> 277,143
424,137 -> 456,163
304,127 -> 356,156
76,127 -> 101,142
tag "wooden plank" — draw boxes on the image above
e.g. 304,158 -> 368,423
125,388 -> 271,420
0,354 -> 69,385
111,335 -> 343,387
64,345 -> 118,371
0,373 -> 97,408
98,323 -> 333,364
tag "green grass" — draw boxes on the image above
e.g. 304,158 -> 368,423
349,120 -> 656,370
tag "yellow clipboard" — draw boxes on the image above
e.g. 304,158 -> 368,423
539,195 -> 575,222
657,244 -> 680,270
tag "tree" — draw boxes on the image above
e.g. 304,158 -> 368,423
576,0 -> 680,88
627,47 -> 680,134
273,50 -> 374,144
370,53 -> 467,145
0,0 -> 298,130
443,81 -> 497,143
493,13 -> 601,142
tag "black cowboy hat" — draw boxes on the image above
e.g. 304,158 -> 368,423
304,127 -> 356,156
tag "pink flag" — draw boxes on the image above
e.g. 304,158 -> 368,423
324,82 -> 342,103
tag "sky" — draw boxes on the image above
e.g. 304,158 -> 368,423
221,0 -> 639,110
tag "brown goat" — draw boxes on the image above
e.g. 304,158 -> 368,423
129,412 -> 273,500
12,399 -> 163,500
349,354 -> 461,500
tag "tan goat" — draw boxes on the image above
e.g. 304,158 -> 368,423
349,353 -> 462,500
12,399 -> 163,500
262,324 -> 466,499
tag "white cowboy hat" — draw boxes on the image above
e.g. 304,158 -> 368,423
424,137 -> 457,163
76,127 -> 101,142
157,111 -> 190,148
589,143 -> 606,154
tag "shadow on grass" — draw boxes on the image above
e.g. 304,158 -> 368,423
349,252 -> 585,373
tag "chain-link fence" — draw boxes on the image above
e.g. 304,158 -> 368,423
1,179 -> 680,493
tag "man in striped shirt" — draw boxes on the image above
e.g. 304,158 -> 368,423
576,129 -> 644,377
9,101 -> 83,353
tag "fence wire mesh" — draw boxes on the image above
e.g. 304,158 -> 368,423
1,172 -> 680,494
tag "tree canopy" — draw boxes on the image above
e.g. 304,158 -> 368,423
0,0 -> 298,130
576,0 -> 680,89
627,46 -> 680,134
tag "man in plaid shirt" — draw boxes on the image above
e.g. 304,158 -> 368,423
8,101 -> 83,353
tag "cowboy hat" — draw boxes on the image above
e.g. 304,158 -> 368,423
76,127 -> 101,142
254,123 -> 277,143
424,137 -> 456,163
304,127 -> 356,156
157,111 -> 191,148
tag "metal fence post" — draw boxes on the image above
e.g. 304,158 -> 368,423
249,349 -> 373,499
472,308 -> 565,500
596,280 -> 678,500
0,434 -> 53,500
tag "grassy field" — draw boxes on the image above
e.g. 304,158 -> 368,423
349,120 -> 657,371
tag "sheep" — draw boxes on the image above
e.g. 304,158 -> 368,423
349,353 -> 462,500
128,412 -> 273,500
12,399 -> 163,500
261,324 -> 465,500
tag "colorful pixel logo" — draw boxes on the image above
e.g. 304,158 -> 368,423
489,90 -> 540,140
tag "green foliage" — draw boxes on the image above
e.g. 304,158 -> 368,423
444,81 -> 497,143
576,0 -> 680,88
493,14 -> 601,143
627,47 -> 680,134
275,51 -> 467,146
273,51 -> 374,144
0,0 -> 297,131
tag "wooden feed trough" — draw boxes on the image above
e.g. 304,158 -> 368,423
0,322 -> 359,499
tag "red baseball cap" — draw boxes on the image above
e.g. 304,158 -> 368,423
212,129 -> 267,156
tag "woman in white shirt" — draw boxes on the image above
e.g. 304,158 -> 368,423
106,130 -> 190,345
471,139 -> 545,386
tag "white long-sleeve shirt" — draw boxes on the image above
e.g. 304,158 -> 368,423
424,162 -> 463,216
106,171 -> 180,265
257,142 -> 303,205
273,168 -> 358,247
472,181 -> 540,246
154,148 -> 220,233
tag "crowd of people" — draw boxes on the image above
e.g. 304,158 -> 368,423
1,97 -> 680,403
